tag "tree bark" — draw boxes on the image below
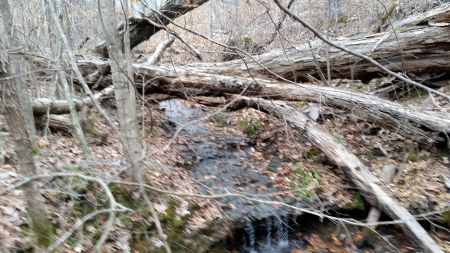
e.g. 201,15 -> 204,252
99,0 -> 142,163
0,0 -> 53,248
30,86 -> 114,115
94,0 -> 210,57
94,4 -> 448,82
236,96 -> 443,253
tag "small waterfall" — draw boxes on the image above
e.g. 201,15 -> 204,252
264,217 -> 272,246
236,216 -> 293,252
242,221 -> 257,253
273,216 -> 289,247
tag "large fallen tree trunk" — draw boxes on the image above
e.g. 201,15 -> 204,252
30,86 -> 114,115
70,59 -> 449,142
94,0 -> 210,58
145,67 -> 449,142
236,96 -> 443,252
164,5 -> 450,82
92,4 -> 449,81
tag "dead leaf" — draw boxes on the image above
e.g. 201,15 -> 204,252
153,203 -> 168,213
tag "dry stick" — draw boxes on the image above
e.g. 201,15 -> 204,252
273,0 -> 450,101
52,6 -> 93,164
257,0 -> 300,82
46,1 -> 144,251
325,0 -> 331,86
262,0 -> 295,46
38,173 -> 133,253
307,41 -> 328,85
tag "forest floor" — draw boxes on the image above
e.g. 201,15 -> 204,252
1,78 -> 450,252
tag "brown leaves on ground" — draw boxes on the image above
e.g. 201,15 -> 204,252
1,86 -> 450,251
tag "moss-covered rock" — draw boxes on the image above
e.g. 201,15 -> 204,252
132,199 -> 229,253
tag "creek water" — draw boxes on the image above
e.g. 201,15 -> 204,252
160,99 -> 307,252
159,99 -> 412,253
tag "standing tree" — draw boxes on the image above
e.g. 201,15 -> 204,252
0,0 -> 53,249
98,0 -> 142,166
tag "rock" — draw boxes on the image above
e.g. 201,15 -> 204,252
372,143 -> 388,156
381,164 -> 397,182
308,106 -> 320,121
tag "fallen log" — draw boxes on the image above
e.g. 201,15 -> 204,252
133,65 -> 449,142
31,98 -> 84,115
31,86 -> 114,115
64,59 -> 450,142
94,0 -> 210,57
177,4 -> 450,82
78,5 -> 450,84
34,108 -> 107,145
236,96 -> 443,253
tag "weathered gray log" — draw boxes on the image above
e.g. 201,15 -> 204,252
94,0 -> 210,57
83,5 -> 450,83
138,65 -> 450,142
34,114 -> 73,132
31,86 -> 114,115
180,4 -> 450,82
31,98 -> 84,115
361,164 -> 397,246
72,59 -> 450,142
237,96 -> 443,253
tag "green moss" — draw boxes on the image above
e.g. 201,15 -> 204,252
209,114 -> 230,128
237,116 -> 261,137
295,101 -> 307,108
32,149 -> 42,157
304,148 -> 321,159
31,216 -> 54,247
337,14 -> 349,23
314,187 -> 325,195
130,199 -> 227,253
407,153 -> 420,162
341,193 -> 365,211
356,154 -> 364,163
108,184 -> 149,213
59,180 -> 226,253
442,211 -> 450,227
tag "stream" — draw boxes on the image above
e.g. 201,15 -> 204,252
159,99 -> 414,253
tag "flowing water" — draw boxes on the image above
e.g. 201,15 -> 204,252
160,99 -> 306,252
159,99 -> 413,253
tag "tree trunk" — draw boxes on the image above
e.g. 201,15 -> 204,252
236,96 -> 443,253
94,0 -> 211,57
0,2 -> 38,151
49,0 -> 92,164
28,4 -> 449,84
0,0 -> 53,248
71,59 -> 449,141
99,0 -> 142,164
